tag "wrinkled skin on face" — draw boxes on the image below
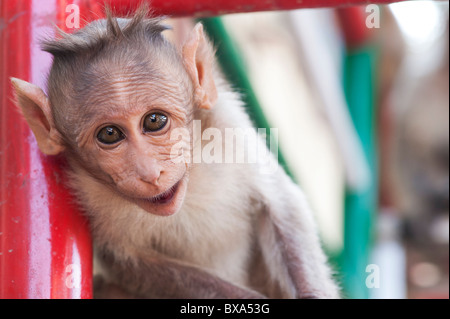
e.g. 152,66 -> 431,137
71,63 -> 193,216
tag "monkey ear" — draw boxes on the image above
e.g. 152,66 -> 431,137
10,78 -> 64,155
182,23 -> 218,110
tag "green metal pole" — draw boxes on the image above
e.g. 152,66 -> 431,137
341,45 -> 379,299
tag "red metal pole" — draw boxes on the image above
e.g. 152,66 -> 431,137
336,6 -> 376,48
0,0 -> 92,299
43,0 -> 409,30
103,0 -> 405,17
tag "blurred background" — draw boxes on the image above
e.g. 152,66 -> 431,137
183,0 -> 449,299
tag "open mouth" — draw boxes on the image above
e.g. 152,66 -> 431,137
145,181 -> 180,205
129,176 -> 186,216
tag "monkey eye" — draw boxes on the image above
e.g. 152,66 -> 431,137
96,126 -> 125,145
143,112 -> 168,132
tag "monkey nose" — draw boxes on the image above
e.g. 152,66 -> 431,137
139,170 -> 162,186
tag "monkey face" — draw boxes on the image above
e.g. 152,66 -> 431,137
72,73 -> 192,216
80,119 -> 189,217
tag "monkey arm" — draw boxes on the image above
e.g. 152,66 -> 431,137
95,252 -> 266,299
255,170 -> 340,299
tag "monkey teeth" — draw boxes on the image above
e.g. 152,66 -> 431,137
148,182 -> 179,204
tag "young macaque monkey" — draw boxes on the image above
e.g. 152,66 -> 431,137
11,7 -> 339,298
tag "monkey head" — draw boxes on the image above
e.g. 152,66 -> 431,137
11,12 -> 217,217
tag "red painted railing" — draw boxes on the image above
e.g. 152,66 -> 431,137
1,0 -> 406,299
107,0 -> 404,16
0,0 -> 93,299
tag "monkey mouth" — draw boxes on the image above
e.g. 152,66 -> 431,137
130,176 -> 187,216
146,181 -> 180,205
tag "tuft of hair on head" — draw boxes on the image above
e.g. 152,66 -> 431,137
41,3 -> 170,58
